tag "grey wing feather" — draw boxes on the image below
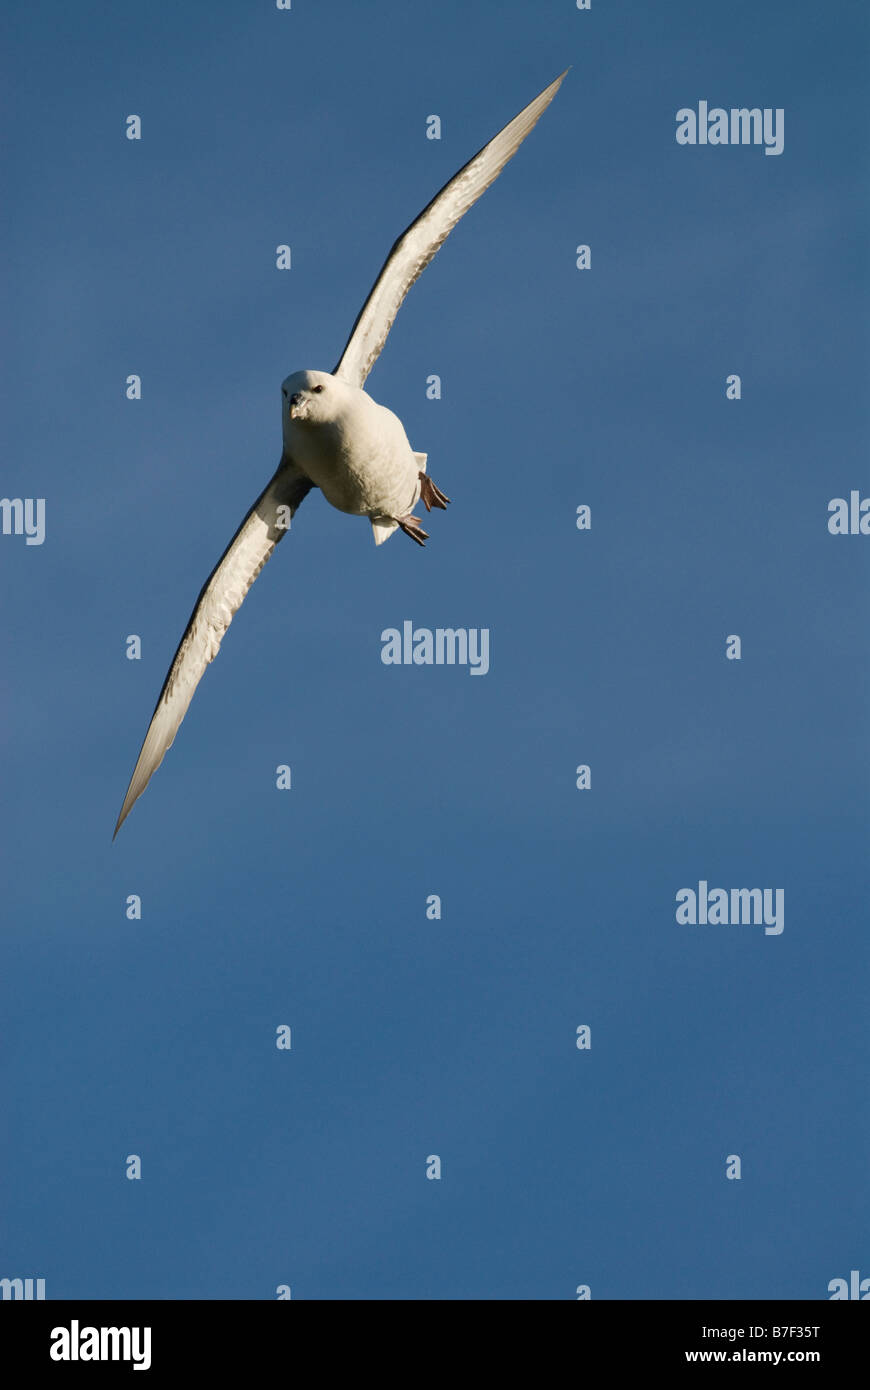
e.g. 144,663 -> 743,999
333,70 -> 567,389
113,459 -> 313,837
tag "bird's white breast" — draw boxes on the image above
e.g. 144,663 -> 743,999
288,388 -> 420,520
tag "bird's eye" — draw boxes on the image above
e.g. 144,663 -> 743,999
312,384 -> 325,393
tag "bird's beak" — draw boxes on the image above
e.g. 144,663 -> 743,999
288,392 -> 305,420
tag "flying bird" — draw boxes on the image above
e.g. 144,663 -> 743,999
114,71 -> 567,836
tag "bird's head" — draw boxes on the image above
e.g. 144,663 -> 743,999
281,370 -> 336,427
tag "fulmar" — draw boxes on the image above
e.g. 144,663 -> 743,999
114,71 -> 567,836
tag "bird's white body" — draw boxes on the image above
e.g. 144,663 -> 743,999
281,369 -> 422,543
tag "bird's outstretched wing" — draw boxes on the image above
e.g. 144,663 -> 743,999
333,70 -> 567,390
114,459 -> 313,837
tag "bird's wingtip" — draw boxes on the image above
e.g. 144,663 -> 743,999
540,69 -> 570,100
112,800 -> 130,841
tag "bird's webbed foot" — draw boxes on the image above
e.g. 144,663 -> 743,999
397,515 -> 429,546
418,472 -> 451,512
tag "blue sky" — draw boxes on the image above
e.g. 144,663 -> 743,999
2,0 -> 867,1299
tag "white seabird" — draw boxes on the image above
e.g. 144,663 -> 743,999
114,70 -> 567,836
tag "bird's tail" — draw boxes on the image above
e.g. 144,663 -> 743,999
371,518 -> 399,545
